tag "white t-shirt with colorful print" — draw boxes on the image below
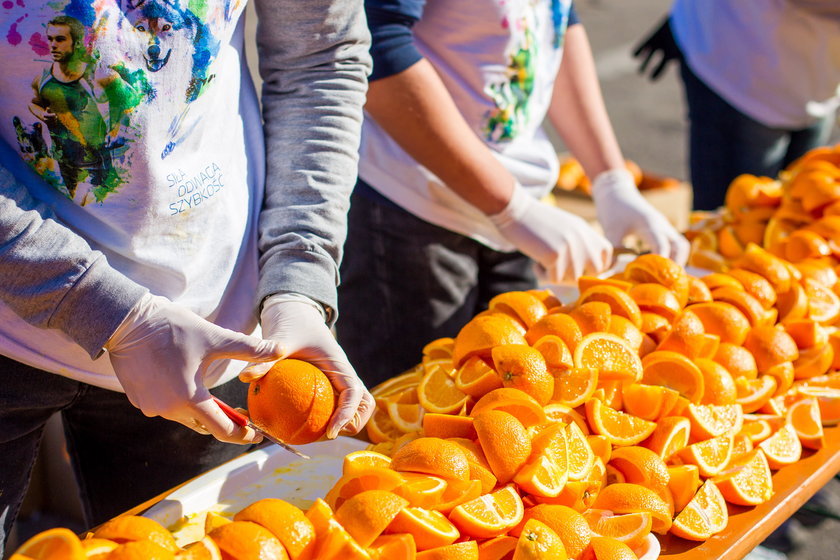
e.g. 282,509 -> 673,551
0,0 -> 263,390
358,0 -> 573,251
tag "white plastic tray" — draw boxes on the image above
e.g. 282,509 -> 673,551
143,437 -> 368,546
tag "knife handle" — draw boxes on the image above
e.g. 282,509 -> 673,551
213,396 -> 249,428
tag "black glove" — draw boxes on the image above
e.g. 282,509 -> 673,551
632,17 -> 681,81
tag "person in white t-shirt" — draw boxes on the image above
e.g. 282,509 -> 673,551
336,0 -> 690,387
634,0 -> 840,210
0,0 -> 374,551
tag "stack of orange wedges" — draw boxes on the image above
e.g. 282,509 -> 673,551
350,249 -> 840,558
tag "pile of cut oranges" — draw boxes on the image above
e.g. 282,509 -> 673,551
686,143 -> 840,275
355,251 -> 840,559
13,144 -> 840,560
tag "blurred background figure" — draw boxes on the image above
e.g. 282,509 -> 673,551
337,0 -> 688,388
634,0 -> 840,211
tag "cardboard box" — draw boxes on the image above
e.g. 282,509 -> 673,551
548,180 -> 693,235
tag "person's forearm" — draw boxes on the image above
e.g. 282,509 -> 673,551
547,24 -> 626,179
254,0 -> 371,320
0,140 -> 146,356
365,59 -> 515,215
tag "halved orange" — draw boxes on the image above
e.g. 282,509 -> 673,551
641,416 -> 691,461
696,359 -> 738,406
639,312 -> 672,344
390,437 -> 471,481
590,483 -> 673,534
569,301 -> 613,336
786,397 -> 825,449
475,536 -> 517,560
687,276 -> 714,305
449,485 -> 525,539
744,326 -> 800,375
657,310 -> 707,359
733,243 -> 793,294
565,421 -> 596,482
792,345 -> 834,380
608,446 -> 670,496
735,375 -> 779,413
453,356 -> 503,400
367,534 -> 416,560
488,291 -> 548,329
391,473 -> 448,510
12,528 -> 85,560
233,498 -> 315,559
624,253 -> 690,307
511,504 -> 591,558
712,449 -> 774,506
452,314 -> 528,367
686,301 -> 751,345
803,277 -> 840,324
641,351 -> 705,403
531,479 -> 602,513
573,333 -> 642,382
667,465 -> 701,514
416,361 -> 470,415
543,403 -> 590,435
525,313 -> 583,352
710,286 -> 771,327
92,516 -> 178,552
334,490 -> 409,548
622,383 -> 680,421
669,480 -> 728,541
685,403 -> 743,441
422,414 -> 476,441
473,410 -> 532,484
386,506 -> 459,551
578,285 -> 643,329
795,385 -> 840,425
325,467 -> 406,511
584,398 -> 657,446
727,268 -> 778,310
491,344 -> 554,406
608,315 -> 645,352
470,388 -> 547,427
583,510 -> 653,550
414,541 -> 478,560
343,450 -> 392,476
675,435 -> 734,478
628,283 -> 682,322
714,342 -> 758,380
531,335 -> 574,372
432,479 -> 483,515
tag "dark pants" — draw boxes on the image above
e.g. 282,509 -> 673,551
0,356 -> 251,555
679,62 -> 836,211
337,186 -> 537,389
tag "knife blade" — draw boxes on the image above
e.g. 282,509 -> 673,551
212,396 -> 310,460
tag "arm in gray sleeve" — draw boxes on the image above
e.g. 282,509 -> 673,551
253,0 -> 372,324
0,140 -> 147,357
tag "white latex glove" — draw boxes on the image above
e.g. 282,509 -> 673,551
239,295 -> 375,439
592,168 -> 690,265
105,294 -> 284,443
489,182 -> 613,283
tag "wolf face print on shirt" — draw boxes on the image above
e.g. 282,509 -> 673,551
2,0 -> 239,205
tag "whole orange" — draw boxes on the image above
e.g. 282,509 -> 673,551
248,359 -> 336,445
